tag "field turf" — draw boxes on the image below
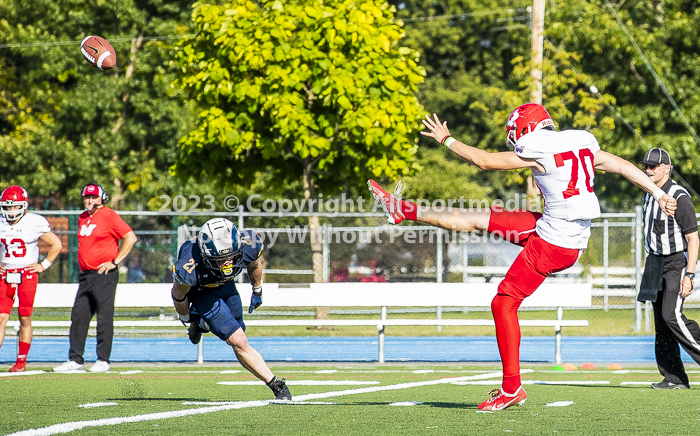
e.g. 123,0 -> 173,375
1,363 -> 699,435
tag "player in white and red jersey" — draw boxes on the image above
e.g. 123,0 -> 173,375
0,186 -> 62,372
368,104 -> 677,411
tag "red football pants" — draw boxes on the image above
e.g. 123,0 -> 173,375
488,207 -> 582,393
0,268 -> 39,317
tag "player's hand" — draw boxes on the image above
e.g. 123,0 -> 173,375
681,276 -> 694,298
420,114 -> 451,144
26,263 -> 45,274
0,264 -> 6,274
249,288 -> 263,313
97,261 -> 118,275
658,194 -> 677,216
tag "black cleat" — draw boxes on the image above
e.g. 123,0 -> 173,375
651,381 -> 689,389
267,376 -> 292,401
187,314 -> 208,345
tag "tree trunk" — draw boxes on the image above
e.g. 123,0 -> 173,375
303,162 -> 328,320
111,31 -> 143,135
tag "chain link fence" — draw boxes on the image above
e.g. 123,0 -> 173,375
33,207 -> 700,335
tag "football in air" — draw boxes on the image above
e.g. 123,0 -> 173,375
80,35 -> 117,70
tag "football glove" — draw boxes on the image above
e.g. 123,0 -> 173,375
178,313 -> 191,326
249,286 -> 263,313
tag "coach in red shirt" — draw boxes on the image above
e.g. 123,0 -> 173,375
53,183 -> 137,373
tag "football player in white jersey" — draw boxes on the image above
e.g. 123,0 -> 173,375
368,104 -> 677,411
0,186 -> 62,372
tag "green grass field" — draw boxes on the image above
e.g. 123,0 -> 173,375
2,363 -> 699,435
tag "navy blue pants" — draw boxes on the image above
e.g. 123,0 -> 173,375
190,281 -> 245,341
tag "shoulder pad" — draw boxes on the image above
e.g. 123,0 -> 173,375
240,229 -> 264,263
173,241 -> 199,287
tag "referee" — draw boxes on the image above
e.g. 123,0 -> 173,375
637,148 -> 700,389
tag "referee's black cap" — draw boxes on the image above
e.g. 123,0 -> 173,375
639,148 -> 671,166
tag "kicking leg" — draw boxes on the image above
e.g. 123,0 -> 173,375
416,208 -> 490,232
367,179 -> 490,231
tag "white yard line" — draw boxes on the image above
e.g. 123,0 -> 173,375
5,372 -> 503,436
620,381 -> 700,386
452,380 -> 611,385
545,401 -> 574,407
0,371 -> 45,377
77,403 -> 118,409
218,380 -> 381,386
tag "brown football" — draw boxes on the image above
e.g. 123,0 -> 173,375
80,35 -> 117,70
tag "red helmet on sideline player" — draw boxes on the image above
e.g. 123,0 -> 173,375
0,185 -> 29,222
506,103 -> 555,148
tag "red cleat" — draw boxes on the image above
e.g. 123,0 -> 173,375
9,361 -> 26,373
477,386 -> 527,411
367,179 -> 406,224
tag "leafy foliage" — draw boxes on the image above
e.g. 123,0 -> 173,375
174,0 -> 426,195
0,0 -> 202,208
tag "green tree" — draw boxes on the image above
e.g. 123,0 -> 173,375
175,0 -> 426,287
394,0 -> 700,209
547,0 -> 700,209
0,0 -> 205,209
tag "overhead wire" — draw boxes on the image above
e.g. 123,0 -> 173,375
603,0 -> 700,147
561,47 -> 700,202
0,34 -> 195,49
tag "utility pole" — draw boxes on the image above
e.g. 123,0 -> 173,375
530,0 -> 545,105
527,0 -> 546,210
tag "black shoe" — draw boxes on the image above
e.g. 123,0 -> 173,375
267,376 -> 292,401
651,381 -> 689,389
187,314 -> 208,345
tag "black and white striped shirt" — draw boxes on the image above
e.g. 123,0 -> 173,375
643,179 -> 698,255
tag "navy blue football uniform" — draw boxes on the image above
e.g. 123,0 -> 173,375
172,229 -> 264,340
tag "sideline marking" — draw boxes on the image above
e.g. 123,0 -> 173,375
389,401 -> 423,406
218,380 -> 381,386
6,372 -> 502,436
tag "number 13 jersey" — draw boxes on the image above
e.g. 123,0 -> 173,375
514,129 -> 601,249
0,213 -> 51,268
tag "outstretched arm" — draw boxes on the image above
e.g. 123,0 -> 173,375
421,114 -> 545,172
594,151 -> 676,215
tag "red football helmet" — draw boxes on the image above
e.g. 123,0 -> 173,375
1,185 -> 29,221
506,103 -> 555,148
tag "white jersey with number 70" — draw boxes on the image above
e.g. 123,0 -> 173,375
514,129 -> 601,249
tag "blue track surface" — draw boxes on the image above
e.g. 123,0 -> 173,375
0,336 -> 695,364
